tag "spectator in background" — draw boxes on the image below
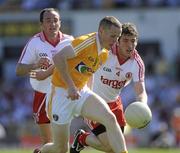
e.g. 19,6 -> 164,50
150,122 -> 175,148
146,0 -> 165,7
165,0 -> 180,7
21,0 -> 58,11
15,7 -> 73,151
173,53 -> 180,81
154,56 -> 169,76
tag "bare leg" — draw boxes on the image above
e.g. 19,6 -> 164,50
40,123 -> 70,153
85,132 -> 113,152
81,93 -> 127,153
39,124 -> 52,144
86,126 -> 124,152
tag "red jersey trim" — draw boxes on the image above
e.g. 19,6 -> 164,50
134,52 -> 145,81
42,31 -> 62,47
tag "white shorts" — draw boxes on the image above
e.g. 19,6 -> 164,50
46,85 -> 93,124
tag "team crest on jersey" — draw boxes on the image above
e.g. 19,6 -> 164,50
75,62 -> 94,73
126,72 -> 132,79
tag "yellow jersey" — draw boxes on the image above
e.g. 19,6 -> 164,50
52,32 -> 108,89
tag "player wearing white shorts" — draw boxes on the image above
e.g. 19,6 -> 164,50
70,23 -> 148,153
16,8 -> 73,149
37,16 -> 129,153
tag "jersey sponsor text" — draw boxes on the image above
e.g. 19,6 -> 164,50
100,75 -> 126,89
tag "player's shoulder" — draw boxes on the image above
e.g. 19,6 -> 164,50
133,50 -> 145,68
62,33 -> 74,41
32,32 -> 42,39
24,33 -> 42,47
75,32 -> 96,41
71,32 -> 96,47
133,50 -> 143,62
28,33 -> 43,43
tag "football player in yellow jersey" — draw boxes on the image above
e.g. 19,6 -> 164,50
36,16 -> 128,153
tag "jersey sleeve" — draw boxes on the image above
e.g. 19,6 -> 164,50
18,39 -> 37,64
132,56 -> 145,82
59,39 -> 73,51
63,34 -> 74,41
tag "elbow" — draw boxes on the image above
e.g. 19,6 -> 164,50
53,54 -> 58,66
53,53 -> 64,67
15,66 -> 21,76
15,64 -> 25,76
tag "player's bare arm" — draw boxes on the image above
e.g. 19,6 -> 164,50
30,65 -> 55,80
134,81 -> 148,103
16,63 -> 39,76
53,45 -> 80,100
16,57 -> 50,76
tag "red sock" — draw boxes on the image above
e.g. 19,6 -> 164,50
78,132 -> 90,146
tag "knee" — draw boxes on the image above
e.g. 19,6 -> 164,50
103,112 -> 117,127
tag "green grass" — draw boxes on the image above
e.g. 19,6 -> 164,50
0,148 -> 180,153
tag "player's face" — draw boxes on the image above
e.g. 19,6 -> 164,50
41,11 -> 61,38
100,25 -> 121,50
118,35 -> 137,59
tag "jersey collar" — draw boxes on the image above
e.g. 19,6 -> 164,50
40,31 -> 62,46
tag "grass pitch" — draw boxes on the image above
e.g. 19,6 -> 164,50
0,148 -> 180,153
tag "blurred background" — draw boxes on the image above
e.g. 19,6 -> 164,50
0,0 -> 180,150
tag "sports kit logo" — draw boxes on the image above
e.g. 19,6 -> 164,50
39,52 -> 48,57
75,62 -> 94,73
126,72 -> 132,79
53,114 -> 59,121
103,67 -> 112,72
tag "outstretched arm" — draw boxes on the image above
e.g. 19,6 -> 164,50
134,81 -> 148,104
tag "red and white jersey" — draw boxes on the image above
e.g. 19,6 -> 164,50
93,45 -> 145,102
18,32 -> 74,93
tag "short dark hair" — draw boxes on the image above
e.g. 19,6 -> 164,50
120,22 -> 138,38
99,16 -> 122,30
40,8 -> 60,23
